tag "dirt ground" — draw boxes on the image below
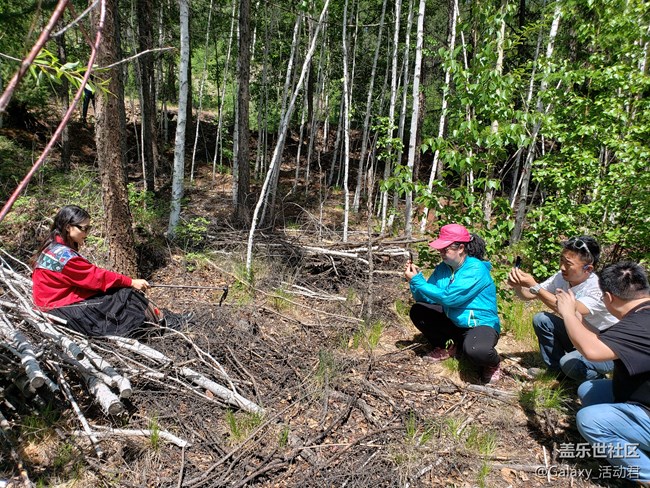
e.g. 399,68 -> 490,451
0,119 -> 636,487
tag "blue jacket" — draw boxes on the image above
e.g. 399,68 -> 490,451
409,256 -> 500,333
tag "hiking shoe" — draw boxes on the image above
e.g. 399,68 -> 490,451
424,344 -> 457,362
482,364 -> 502,384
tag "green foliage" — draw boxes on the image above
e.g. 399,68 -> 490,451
520,382 -> 569,412
224,409 -> 263,442
175,216 -> 211,250
465,427 -> 497,456
278,425 -> 290,448
128,184 -> 165,231
21,403 -> 60,442
270,287 -> 291,312
404,411 -> 438,447
231,261 -> 255,304
499,297 -> 541,347
148,415 -> 161,450
350,320 -> 384,351
314,349 -> 339,387
394,299 -> 411,320
0,136 -> 32,200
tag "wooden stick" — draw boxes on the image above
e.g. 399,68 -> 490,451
85,426 -> 191,448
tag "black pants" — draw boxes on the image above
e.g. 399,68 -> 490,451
409,302 -> 500,367
82,88 -> 95,122
50,288 -> 159,337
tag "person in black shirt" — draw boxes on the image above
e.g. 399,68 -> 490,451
556,261 -> 650,483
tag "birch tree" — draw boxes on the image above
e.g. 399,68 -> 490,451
353,0 -> 388,212
341,0 -> 352,242
190,0 -> 215,182
211,0 -> 237,179
481,0 -> 508,226
420,0 -> 458,232
167,0 -> 190,236
511,0 -> 562,243
380,0 -> 402,235
137,0 -> 156,192
404,0 -> 425,237
246,0 -> 331,276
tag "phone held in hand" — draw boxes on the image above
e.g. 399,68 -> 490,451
409,251 -> 414,263
515,256 -> 522,268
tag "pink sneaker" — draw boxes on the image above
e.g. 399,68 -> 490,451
424,344 -> 457,362
482,364 -> 502,384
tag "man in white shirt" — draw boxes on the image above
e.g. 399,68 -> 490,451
508,236 -> 617,380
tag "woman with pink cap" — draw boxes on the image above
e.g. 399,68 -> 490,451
404,223 -> 501,383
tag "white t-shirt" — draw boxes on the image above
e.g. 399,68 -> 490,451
540,271 -> 618,331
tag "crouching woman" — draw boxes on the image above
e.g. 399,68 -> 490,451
405,224 -> 501,383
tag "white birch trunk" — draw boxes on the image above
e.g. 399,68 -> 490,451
404,0 -> 425,237
190,0 -> 215,182
263,12 -> 303,222
353,0 -> 388,212
246,0 -> 331,275
341,0 -> 352,242
167,0 -> 190,236
512,0 -> 561,243
420,0 -> 458,232
396,0 -> 415,171
212,0 -> 237,179
380,0 -> 402,235
483,1 -> 507,226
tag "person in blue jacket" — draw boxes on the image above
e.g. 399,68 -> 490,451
405,223 -> 501,383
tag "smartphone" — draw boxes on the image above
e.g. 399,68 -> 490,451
409,251 -> 414,263
515,256 -> 522,268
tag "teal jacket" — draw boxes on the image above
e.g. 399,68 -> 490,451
409,256 -> 500,333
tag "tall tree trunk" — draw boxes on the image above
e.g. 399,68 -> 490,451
190,0 -> 215,182
483,0 -> 507,227
212,0 -> 237,178
55,24 -> 70,171
137,0 -> 156,192
167,0 -> 190,236
353,0 -> 387,212
396,0 -> 414,175
510,0 -> 544,206
511,0 -> 561,243
235,0 -> 251,222
265,12 -> 302,223
246,0 -> 331,275
420,0 -> 458,232
404,0 -> 425,237
93,0 -> 137,275
380,0 -> 402,235
342,0 -> 352,242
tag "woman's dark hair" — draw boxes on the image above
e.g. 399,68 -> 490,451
562,235 -> 600,267
31,205 -> 90,267
599,261 -> 649,300
458,233 -> 486,261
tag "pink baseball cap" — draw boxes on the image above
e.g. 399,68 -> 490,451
429,224 -> 471,249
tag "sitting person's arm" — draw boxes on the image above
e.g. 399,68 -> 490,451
63,256 -> 148,292
556,289 -> 617,362
508,268 -> 591,316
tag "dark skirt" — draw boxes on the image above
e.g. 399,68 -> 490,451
49,288 -> 159,337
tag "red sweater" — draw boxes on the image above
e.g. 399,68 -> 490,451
32,237 -> 132,309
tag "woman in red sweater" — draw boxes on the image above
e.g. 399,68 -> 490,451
32,205 -> 163,336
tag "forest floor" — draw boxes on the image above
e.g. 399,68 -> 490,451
0,112 -> 634,487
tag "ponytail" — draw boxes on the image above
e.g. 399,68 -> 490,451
463,233 -> 486,260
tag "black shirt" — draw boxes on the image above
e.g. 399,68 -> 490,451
598,301 -> 650,411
